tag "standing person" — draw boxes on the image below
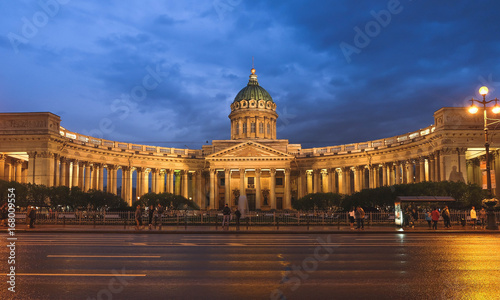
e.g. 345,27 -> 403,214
148,205 -> 155,230
478,207 -> 487,229
28,206 -> 36,229
431,207 -> 440,230
0,202 -> 8,227
425,211 -> 432,229
156,203 -> 164,230
356,206 -> 365,230
26,205 -> 32,228
349,207 -> 355,230
222,204 -> 231,230
234,208 -> 241,231
135,205 -> 143,230
411,209 -> 419,229
442,206 -> 451,228
470,206 -> 477,229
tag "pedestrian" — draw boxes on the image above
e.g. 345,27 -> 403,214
441,206 -> 451,228
148,205 -> 155,230
478,207 -> 487,229
135,205 -> 143,230
356,206 -> 365,230
28,206 -> 36,228
470,206 -> 477,229
425,211 -> 432,229
431,207 -> 440,230
411,209 -> 418,229
349,207 -> 355,230
222,203 -> 231,230
26,205 -> 32,228
235,208 -> 241,230
156,203 -> 164,229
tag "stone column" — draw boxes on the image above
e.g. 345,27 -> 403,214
121,167 -> 129,204
270,168 -> 276,209
209,169 -> 215,210
84,162 -> 91,192
53,156 -> 60,186
136,167 -> 144,198
330,168 -> 337,193
297,170 -> 304,198
395,162 -> 402,184
71,160 -> 79,187
15,160 -> 23,183
321,169 -> 329,193
429,155 -> 435,182
182,170 -> 189,198
382,164 -> 388,186
159,171 -> 165,193
419,158 -> 426,182
354,166 -> 361,192
111,166 -> 118,195
313,169 -> 320,193
337,169 -> 344,194
344,167 -> 352,195
406,161 -> 414,184
255,168 -> 261,209
0,154 -> 5,181
306,170 -> 313,194
98,164 -> 104,191
60,158 -> 68,187
284,168 -> 291,210
225,169 -> 231,205
151,169 -> 158,194
196,170 -> 203,208
174,171 -> 181,195
239,168 -> 246,198
21,162 -> 28,184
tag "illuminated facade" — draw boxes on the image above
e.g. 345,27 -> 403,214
0,69 -> 496,209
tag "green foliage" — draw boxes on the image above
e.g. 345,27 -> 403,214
292,193 -> 342,211
132,192 -> 200,210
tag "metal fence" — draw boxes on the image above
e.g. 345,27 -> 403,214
14,210 -> 500,227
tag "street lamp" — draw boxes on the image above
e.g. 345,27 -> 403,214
468,86 -> 500,230
468,86 -> 500,196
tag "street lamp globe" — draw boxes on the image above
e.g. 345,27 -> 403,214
468,104 -> 479,114
492,104 -> 500,114
479,86 -> 489,96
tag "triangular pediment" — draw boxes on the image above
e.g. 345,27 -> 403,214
207,141 -> 293,159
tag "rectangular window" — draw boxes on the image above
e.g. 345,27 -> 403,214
251,123 -> 256,133
247,177 -> 255,188
235,123 -> 239,135
259,122 -> 264,134
220,178 -> 225,187
267,123 -> 271,134
243,123 -> 247,133
276,177 -> 283,186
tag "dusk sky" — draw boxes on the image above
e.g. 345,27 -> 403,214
1,0 -> 500,149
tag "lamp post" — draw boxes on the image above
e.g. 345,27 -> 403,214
468,86 -> 500,230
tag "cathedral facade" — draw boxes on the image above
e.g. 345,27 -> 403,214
0,69 -> 497,209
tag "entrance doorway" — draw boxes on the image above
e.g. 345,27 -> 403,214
247,193 -> 256,211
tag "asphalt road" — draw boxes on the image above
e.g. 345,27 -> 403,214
1,233 -> 500,300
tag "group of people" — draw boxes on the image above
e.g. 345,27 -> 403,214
135,203 -> 165,230
222,203 -> 241,230
424,206 -> 488,230
348,206 -> 366,230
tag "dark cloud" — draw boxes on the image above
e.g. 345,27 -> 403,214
1,0 -> 500,149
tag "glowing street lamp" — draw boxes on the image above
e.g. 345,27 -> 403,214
468,86 -> 500,196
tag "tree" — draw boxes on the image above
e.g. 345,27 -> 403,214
133,192 -> 200,210
292,193 -> 343,211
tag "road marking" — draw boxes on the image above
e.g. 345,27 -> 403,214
0,273 -> 146,277
47,255 -> 161,258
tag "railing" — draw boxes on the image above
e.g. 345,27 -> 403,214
14,210 -> 498,227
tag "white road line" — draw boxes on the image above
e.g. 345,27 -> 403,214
0,273 -> 146,277
47,255 -> 161,258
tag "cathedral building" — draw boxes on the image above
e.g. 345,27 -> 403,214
0,69 -> 497,209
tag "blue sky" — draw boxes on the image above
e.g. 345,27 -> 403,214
1,0 -> 500,148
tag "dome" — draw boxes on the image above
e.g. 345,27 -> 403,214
233,69 -> 273,103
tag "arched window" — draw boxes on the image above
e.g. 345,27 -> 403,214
251,123 -> 256,133
235,123 -> 239,135
243,123 -> 247,133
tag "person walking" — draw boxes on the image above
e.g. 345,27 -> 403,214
478,207 -> 487,229
1,202 -> 8,227
222,204 -> 231,230
135,205 -> 143,230
425,211 -> 432,229
431,207 -> 440,230
349,207 -> 355,230
28,206 -> 37,228
156,203 -> 164,230
470,206 -> 477,229
234,208 -> 241,231
356,206 -> 365,230
411,209 -> 419,229
148,205 -> 155,230
442,206 -> 451,228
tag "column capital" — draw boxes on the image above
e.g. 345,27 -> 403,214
224,168 -> 231,174
284,168 -> 291,174
270,168 -> 276,175
122,166 -> 131,172
255,168 -> 261,174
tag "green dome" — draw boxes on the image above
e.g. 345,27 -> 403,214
233,69 -> 273,103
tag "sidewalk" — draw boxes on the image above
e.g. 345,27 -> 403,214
2,223 -> 499,234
